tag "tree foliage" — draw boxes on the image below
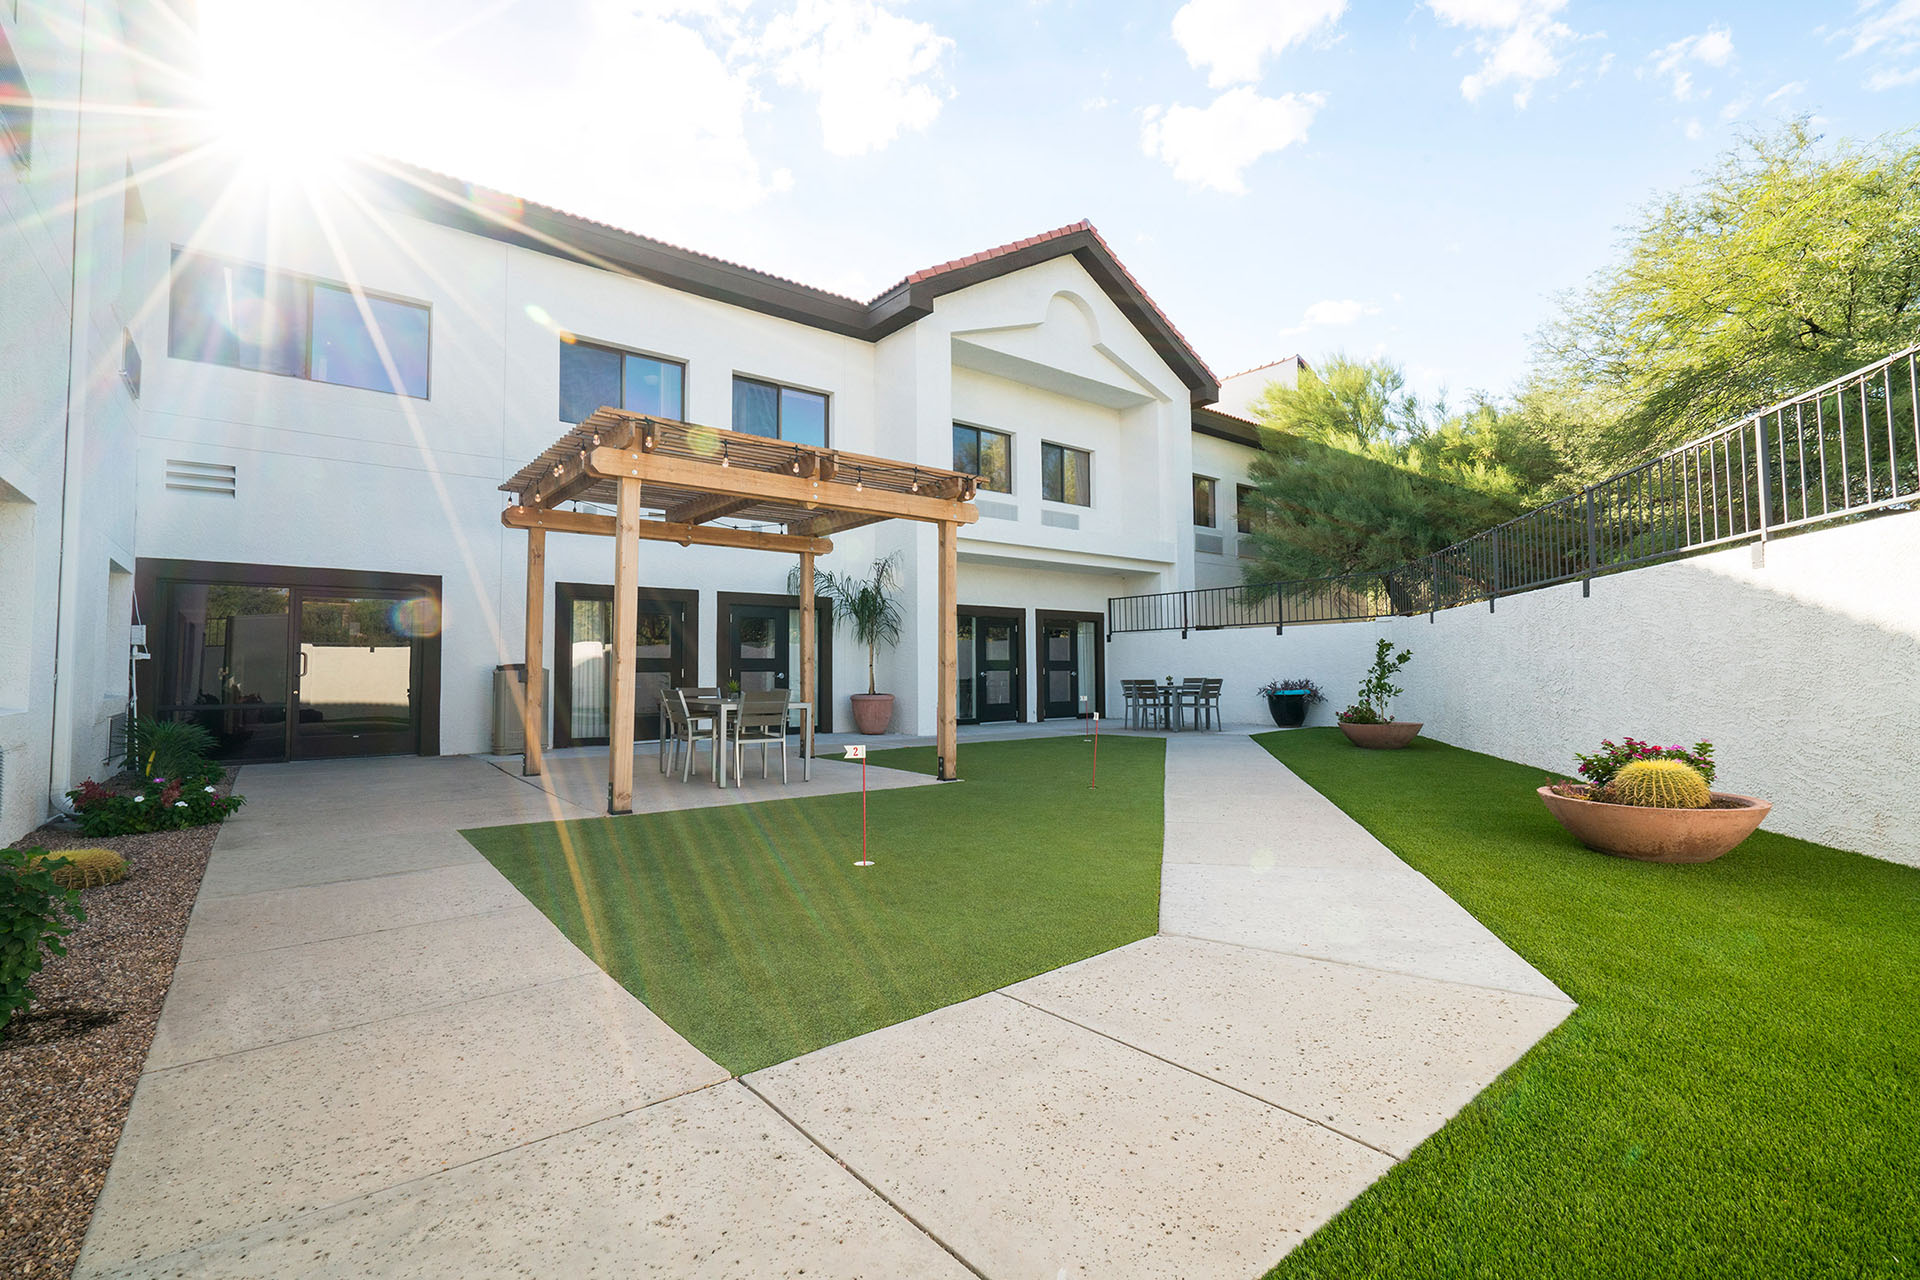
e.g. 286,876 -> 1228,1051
1240,356 -> 1555,581
1536,120 -> 1920,478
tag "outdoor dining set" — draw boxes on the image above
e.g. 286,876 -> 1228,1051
658,688 -> 816,789
1120,677 -> 1225,731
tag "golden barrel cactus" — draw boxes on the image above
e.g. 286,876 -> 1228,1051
31,847 -> 129,890
1610,760 -> 1711,809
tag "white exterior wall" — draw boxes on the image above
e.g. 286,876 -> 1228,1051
1190,432 -> 1262,589
1108,513 -> 1920,867
0,0 -> 155,845
127,157 -> 1206,751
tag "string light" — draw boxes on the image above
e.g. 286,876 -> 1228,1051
720,441 -> 730,468
791,449 -> 803,474
854,466 -> 863,492
910,468 -> 920,493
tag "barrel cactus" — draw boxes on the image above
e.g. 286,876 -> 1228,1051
1609,760 -> 1711,809
30,847 -> 130,890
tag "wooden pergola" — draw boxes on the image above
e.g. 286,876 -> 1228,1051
500,408 -> 980,812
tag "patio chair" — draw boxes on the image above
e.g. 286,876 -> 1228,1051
662,690 -> 711,782
733,689 -> 792,784
1174,677 -> 1210,731
1189,678 -> 1224,731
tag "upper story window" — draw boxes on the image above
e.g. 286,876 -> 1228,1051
1192,475 -> 1217,528
167,251 -> 431,398
952,423 -> 1012,494
733,375 -> 827,447
559,338 -> 685,423
1041,442 -> 1091,507
1237,483 -> 1258,535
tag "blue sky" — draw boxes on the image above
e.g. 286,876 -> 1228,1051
198,0 -> 1920,403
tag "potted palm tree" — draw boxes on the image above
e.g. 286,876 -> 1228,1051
796,552 -> 904,735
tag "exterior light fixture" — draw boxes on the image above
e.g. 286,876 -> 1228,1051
854,466 -> 863,491
720,441 -> 731,468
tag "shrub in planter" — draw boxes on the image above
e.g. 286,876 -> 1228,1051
126,715 -> 219,784
1337,640 -> 1422,748
3,847 -> 86,1030
1256,677 -> 1323,727
66,777 -> 245,838
28,848 -> 129,891
1572,737 -> 1715,788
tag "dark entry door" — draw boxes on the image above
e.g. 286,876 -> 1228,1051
1040,620 -> 1081,720
555,586 -> 692,745
972,615 -> 1019,722
727,604 -> 791,694
291,590 -> 421,758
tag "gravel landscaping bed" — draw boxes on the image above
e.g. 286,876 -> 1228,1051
1,773 -> 234,1279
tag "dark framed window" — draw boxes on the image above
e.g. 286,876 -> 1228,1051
732,375 -> 827,447
558,339 -> 685,423
1192,475 -> 1217,528
1237,484 -> 1258,535
952,423 -> 1012,494
167,250 -> 431,397
1041,442 -> 1091,506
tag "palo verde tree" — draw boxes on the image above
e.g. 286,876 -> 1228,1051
1534,119 -> 1920,479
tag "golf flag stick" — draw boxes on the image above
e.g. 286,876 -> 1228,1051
1090,712 -> 1099,789
844,744 -> 872,865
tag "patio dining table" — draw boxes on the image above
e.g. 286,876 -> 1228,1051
680,695 -> 814,789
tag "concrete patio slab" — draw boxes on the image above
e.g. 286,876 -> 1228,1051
178,861 -> 531,962
1007,934 -> 1573,1158
145,904 -> 600,1068
195,826 -> 492,897
78,970 -> 729,1271
85,1082 -> 970,1280
746,991 -> 1395,1280
487,743 -> 940,816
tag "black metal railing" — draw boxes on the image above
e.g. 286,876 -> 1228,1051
1110,344 -> 1920,635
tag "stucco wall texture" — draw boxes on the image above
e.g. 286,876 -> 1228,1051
1108,511 -> 1920,868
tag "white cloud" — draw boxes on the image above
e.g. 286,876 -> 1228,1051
1683,117 -> 1704,140
1842,0 -> 1920,58
1279,297 -> 1379,335
1763,80 -> 1805,104
1082,95 -> 1115,111
760,0 -> 953,156
1170,0 -> 1347,88
1647,25 -> 1736,102
1141,88 -> 1324,193
1868,64 -> 1920,89
1719,93 -> 1751,121
1427,0 -> 1582,108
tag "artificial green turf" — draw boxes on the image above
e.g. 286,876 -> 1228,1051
1257,729 -> 1920,1280
463,735 -> 1163,1075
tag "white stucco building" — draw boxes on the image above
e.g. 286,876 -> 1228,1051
0,0 -> 1284,841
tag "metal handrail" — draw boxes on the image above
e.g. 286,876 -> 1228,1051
1109,344 -> 1920,635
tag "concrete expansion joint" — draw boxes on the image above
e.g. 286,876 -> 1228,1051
174,902 -> 535,965
1153,930 -> 1577,1008
737,1077 -> 993,1280
142,969 -> 606,1077
990,990 -> 1402,1163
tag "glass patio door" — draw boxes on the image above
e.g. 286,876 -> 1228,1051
292,592 -> 418,758
727,604 -> 790,694
557,587 -> 689,745
971,614 -> 1019,722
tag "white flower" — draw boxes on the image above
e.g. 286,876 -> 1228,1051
134,795 -> 146,803
174,801 -> 188,808
204,785 -> 217,793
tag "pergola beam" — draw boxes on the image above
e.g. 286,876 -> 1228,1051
502,505 -> 834,555
791,512 -> 887,539
587,447 -> 977,527
663,493 -> 756,525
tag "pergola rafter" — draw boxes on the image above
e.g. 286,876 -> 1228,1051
501,408 -> 979,812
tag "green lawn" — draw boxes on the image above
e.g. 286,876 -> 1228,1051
1258,729 -> 1920,1280
463,735 -> 1163,1074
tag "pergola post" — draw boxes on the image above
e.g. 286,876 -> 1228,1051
522,527 -> 546,777
936,519 -> 958,780
609,476 -> 641,814
798,551 -> 817,712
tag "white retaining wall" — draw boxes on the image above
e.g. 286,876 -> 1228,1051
1109,511 -> 1920,867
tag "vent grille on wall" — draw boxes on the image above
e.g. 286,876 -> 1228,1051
1041,510 -> 1079,530
106,712 -> 128,767
976,499 -> 1017,521
1195,532 -> 1224,555
1238,540 -> 1259,559
165,459 -> 235,497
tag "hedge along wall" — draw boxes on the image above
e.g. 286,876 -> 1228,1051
1107,510 -> 1920,868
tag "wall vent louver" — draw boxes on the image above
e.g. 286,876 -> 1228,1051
165,459 -> 235,497
976,499 -> 1017,522
1041,510 -> 1080,530
1195,532 -> 1224,556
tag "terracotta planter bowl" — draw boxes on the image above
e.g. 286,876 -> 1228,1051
1338,721 -> 1423,749
849,693 -> 894,735
1536,786 -> 1772,863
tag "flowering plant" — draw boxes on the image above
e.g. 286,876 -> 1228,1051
1255,677 -> 1323,705
65,776 -> 245,837
1572,738 -> 1715,789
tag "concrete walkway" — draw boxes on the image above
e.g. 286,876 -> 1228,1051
77,734 -> 1571,1279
